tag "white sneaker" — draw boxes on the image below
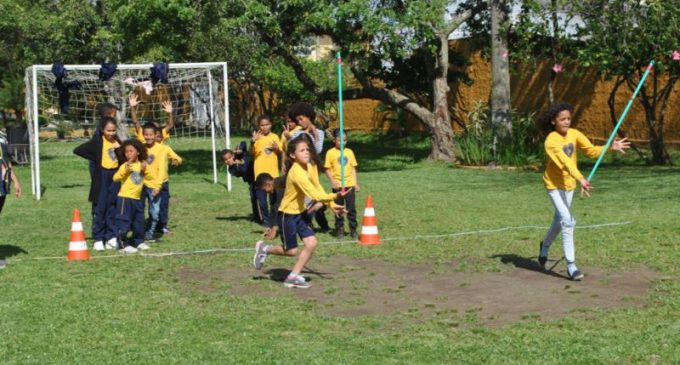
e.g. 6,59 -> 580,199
137,243 -> 151,251
120,246 -> 138,254
93,241 -> 105,251
105,238 -> 118,250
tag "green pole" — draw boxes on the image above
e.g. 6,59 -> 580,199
337,51 -> 345,191
587,60 -> 655,181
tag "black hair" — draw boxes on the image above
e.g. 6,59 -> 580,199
332,128 -> 347,138
255,172 -> 274,188
220,149 -> 234,158
121,139 -> 148,162
99,116 -> 117,131
257,115 -> 272,125
97,103 -> 118,118
284,133 -> 323,173
142,121 -> 160,133
538,101 -> 574,134
288,102 -> 316,122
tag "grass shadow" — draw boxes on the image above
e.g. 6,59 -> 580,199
0,244 -> 29,259
215,215 -> 251,222
336,133 -> 431,172
489,253 -> 567,280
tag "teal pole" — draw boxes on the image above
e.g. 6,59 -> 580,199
587,60 -> 654,181
337,51 -> 345,190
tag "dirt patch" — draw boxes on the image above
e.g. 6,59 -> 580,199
176,254 -> 660,327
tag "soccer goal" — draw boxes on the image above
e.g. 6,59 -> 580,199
25,62 -> 231,200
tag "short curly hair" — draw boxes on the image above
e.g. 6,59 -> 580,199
288,102 -> 316,122
538,101 -> 574,134
121,138 -> 148,162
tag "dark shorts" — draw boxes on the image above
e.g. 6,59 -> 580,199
279,213 -> 315,251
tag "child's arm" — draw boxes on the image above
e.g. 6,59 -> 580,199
113,163 -> 131,182
143,167 -> 161,196
166,145 -> 182,166
9,163 -> 21,198
353,166 -> 360,192
129,94 -> 142,134
162,100 -> 174,134
325,169 -> 340,190
575,131 -> 604,160
73,138 -> 96,161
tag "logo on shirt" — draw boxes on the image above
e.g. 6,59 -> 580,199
131,171 -> 143,185
107,147 -> 116,161
147,154 -> 155,164
562,143 -> 574,157
337,156 -> 348,166
264,147 -> 273,155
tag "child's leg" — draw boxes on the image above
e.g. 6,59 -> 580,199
291,235 -> 317,275
254,186 -> 270,226
115,197 -> 132,246
158,181 -> 170,231
249,183 -> 259,223
346,188 -> 357,232
92,170 -> 114,242
0,195 -> 5,215
314,207 -> 330,231
144,188 -> 161,239
546,189 -> 577,269
332,188 -> 345,233
104,179 -> 121,242
132,199 -> 146,247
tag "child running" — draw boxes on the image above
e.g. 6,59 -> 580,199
74,117 -> 124,251
538,101 -> 629,280
253,134 -> 349,289
113,139 -> 158,253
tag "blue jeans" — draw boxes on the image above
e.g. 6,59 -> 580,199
144,187 -> 161,238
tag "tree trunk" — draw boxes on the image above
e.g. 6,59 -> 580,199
489,0 -> 512,144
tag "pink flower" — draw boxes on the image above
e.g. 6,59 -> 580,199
672,50 -> 680,61
552,63 -> 563,73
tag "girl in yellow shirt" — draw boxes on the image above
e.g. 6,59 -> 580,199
252,134 -> 349,289
539,102 -> 629,280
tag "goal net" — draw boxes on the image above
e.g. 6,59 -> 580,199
25,62 -> 231,199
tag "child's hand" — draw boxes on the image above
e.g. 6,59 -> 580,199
129,93 -> 139,108
140,161 -> 148,171
152,188 -> 160,197
331,180 -> 341,190
612,137 -> 630,153
283,124 -> 291,138
336,187 -> 353,199
579,178 -> 592,198
162,100 -> 173,114
263,227 -> 278,240
171,159 -> 180,166
126,162 -> 133,172
14,184 -> 21,198
112,141 -> 120,149
252,130 -> 263,142
269,141 -> 279,152
355,184 -> 361,192
332,204 -> 347,217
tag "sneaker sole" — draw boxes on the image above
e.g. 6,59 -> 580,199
253,241 -> 264,270
283,282 -> 311,289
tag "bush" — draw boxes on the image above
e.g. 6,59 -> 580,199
455,102 -> 543,167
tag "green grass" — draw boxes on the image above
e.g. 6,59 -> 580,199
1,136 -> 679,364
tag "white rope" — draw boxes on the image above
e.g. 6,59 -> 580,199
22,221 -> 631,261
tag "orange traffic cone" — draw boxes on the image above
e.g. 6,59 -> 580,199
358,195 -> 381,245
67,209 -> 90,261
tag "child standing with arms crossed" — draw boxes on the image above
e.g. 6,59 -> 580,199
113,139 -> 158,253
250,115 -> 282,226
74,117 -> 124,251
538,101 -> 629,280
324,129 -> 360,239
252,135 -> 349,289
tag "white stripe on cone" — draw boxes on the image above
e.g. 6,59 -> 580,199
360,226 -> 379,235
364,208 -> 375,216
71,222 -> 84,231
69,241 -> 88,251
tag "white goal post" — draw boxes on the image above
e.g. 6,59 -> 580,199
25,62 -> 231,200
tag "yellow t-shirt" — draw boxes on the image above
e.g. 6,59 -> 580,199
279,162 -> 336,214
251,133 -> 282,178
113,161 -> 155,199
136,128 -> 170,143
324,147 -> 358,187
543,128 -> 604,190
145,142 -> 182,185
101,137 -> 119,169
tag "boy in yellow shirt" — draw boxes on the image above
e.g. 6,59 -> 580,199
139,123 -> 182,241
250,115 -> 282,226
324,129 -> 360,239
129,93 -> 173,143
113,139 -> 158,253
539,101 -> 629,280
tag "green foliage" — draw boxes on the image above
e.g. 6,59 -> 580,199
455,102 -> 543,166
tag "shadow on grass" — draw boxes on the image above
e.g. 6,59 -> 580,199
201,177 -> 228,189
0,244 -> 28,259
490,253 -> 567,280
60,183 -> 85,188
173,149 -> 224,175
335,134 -> 431,172
253,267 -> 328,283
215,215 -> 251,222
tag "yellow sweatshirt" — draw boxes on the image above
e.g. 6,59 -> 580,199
113,161 -> 157,199
543,128 -> 603,190
145,142 -> 182,186
251,133 -> 282,178
279,162 -> 336,214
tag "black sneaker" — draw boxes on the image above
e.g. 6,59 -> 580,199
538,241 -> 547,268
335,229 -> 345,239
350,229 -> 358,240
568,269 -> 584,281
